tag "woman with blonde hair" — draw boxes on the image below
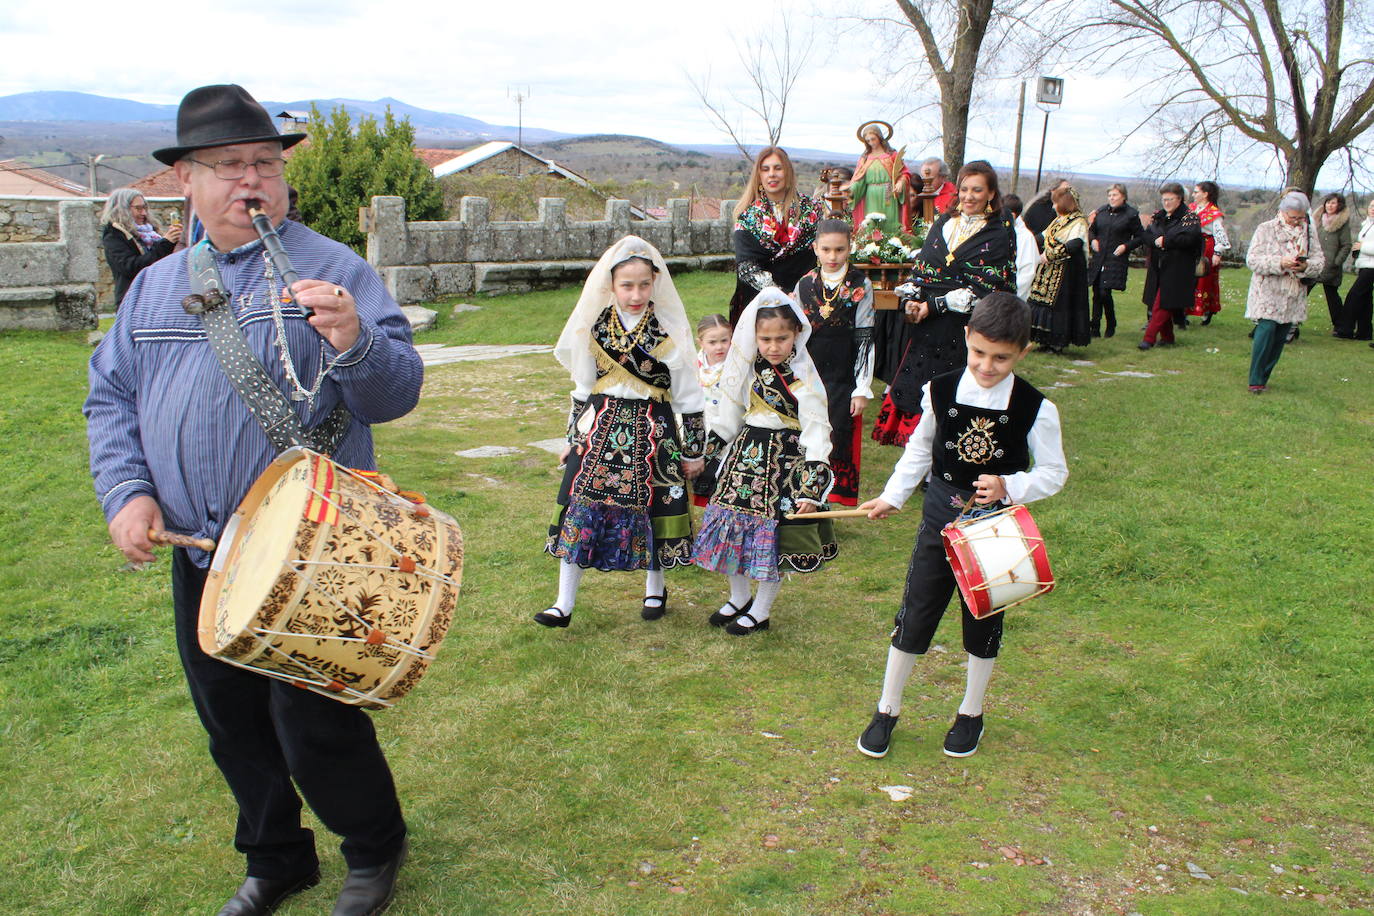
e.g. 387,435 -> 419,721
100,187 -> 181,307
729,146 -> 823,324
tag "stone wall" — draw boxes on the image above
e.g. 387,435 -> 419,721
0,199 -> 100,330
363,195 -> 736,304
0,194 -> 185,309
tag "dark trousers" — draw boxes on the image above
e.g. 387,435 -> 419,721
1143,306 -> 1177,345
892,478 -> 1004,659
1325,282 -> 1350,335
1249,319 -> 1292,387
172,549 -> 406,879
1342,268 -> 1374,339
1091,285 -> 1116,337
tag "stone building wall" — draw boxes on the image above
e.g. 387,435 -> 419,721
363,195 -> 736,303
0,195 -> 184,308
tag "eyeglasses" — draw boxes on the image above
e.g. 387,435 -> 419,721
188,157 -> 287,180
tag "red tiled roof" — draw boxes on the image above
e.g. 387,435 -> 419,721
129,167 -> 183,196
414,147 -> 465,168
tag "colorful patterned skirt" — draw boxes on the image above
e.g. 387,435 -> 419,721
692,425 -> 837,582
1190,236 -> 1221,316
546,394 -> 693,571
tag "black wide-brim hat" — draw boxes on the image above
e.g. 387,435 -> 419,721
152,84 -> 306,166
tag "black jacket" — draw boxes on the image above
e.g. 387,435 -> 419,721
102,223 -> 174,307
1087,204 -> 1145,291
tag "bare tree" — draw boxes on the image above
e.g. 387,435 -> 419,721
852,1 -> 1057,177
1080,0 -> 1374,194
688,24 -> 814,161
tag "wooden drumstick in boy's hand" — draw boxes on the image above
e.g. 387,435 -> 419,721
148,528 -> 217,552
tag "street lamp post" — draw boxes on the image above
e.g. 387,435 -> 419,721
1032,77 -> 1064,194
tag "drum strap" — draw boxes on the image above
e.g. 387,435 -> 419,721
183,242 -> 351,455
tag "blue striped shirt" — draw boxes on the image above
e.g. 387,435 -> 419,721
85,219 -> 423,566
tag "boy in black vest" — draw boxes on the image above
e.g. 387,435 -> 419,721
856,292 -> 1068,759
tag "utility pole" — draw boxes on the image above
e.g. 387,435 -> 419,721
1011,81 -> 1025,196
87,154 -> 106,195
508,86 -> 530,178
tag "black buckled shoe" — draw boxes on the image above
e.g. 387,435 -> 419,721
641,587 -> 668,620
217,871 -> 320,916
942,713 -> 985,758
708,597 -> 752,628
857,710 -> 899,758
331,840 -> 408,916
724,611 -> 770,635
533,607 -> 571,628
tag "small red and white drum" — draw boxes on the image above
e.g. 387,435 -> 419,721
941,504 -> 1053,619
198,448 -> 462,708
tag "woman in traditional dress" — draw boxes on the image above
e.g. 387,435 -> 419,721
1086,183 -> 1144,338
1314,193 -> 1354,337
1189,181 -> 1231,325
872,161 -> 1017,446
849,121 -> 911,232
1028,185 -> 1091,353
729,146 -> 824,325
1139,182 -> 1203,349
538,236 -> 707,627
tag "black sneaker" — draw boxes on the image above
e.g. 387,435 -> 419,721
942,714 -> 984,757
857,710 -> 899,758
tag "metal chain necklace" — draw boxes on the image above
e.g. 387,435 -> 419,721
263,252 -> 333,405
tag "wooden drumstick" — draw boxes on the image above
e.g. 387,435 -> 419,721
148,528 -> 217,552
783,508 -> 876,520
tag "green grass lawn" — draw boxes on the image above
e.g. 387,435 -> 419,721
4,267 -> 1373,915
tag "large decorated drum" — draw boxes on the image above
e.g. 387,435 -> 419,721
198,448 -> 462,708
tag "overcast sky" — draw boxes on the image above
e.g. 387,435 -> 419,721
0,0 -> 1305,190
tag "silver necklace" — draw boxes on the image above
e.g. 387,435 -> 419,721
263,252 -> 333,405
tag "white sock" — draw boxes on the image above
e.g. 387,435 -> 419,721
550,560 -> 585,617
749,579 -> 782,622
727,574 -> 753,608
644,568 -> 665,599
958,654 -> 996,717
878,646 -> 918,716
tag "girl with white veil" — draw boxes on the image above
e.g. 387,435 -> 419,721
692,288 -> 838,634
538,236 -> 707,627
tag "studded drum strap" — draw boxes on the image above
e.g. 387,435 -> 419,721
184,241 -> 350,455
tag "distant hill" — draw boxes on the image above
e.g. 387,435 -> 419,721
0,90 -> 176,122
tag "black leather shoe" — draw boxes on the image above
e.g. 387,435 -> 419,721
708,597 -> 752,627
533,607 -> 571,628
331,840 -> 408,916
641,586 -> 668,620
217,872 -> 320,916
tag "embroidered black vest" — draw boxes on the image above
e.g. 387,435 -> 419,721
591,305 -> 673,395
929,370 -> 1044,490
750,354 -> 801,425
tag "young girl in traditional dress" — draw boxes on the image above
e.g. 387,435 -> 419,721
792,218 -> 874,506
538,236 -> 706,627
692,314 -> 732,506
692,289 -> 836,635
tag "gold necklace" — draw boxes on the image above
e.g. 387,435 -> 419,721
817,276 -> 846,319
946,213 -> 986,265
605,304 -> 653,352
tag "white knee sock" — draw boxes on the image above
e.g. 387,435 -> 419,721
550,560 -> 585,617
727,574 -> 753,608
644,568 -> 665,598
958,654 -> 996,717
878,646 -> 918,716
749,579 -> 782,622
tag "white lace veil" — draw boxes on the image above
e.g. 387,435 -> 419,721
715,287 -> 819,407
553,235 -> 695,386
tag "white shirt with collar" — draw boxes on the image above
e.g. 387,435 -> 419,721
877,368 -> 1068,509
